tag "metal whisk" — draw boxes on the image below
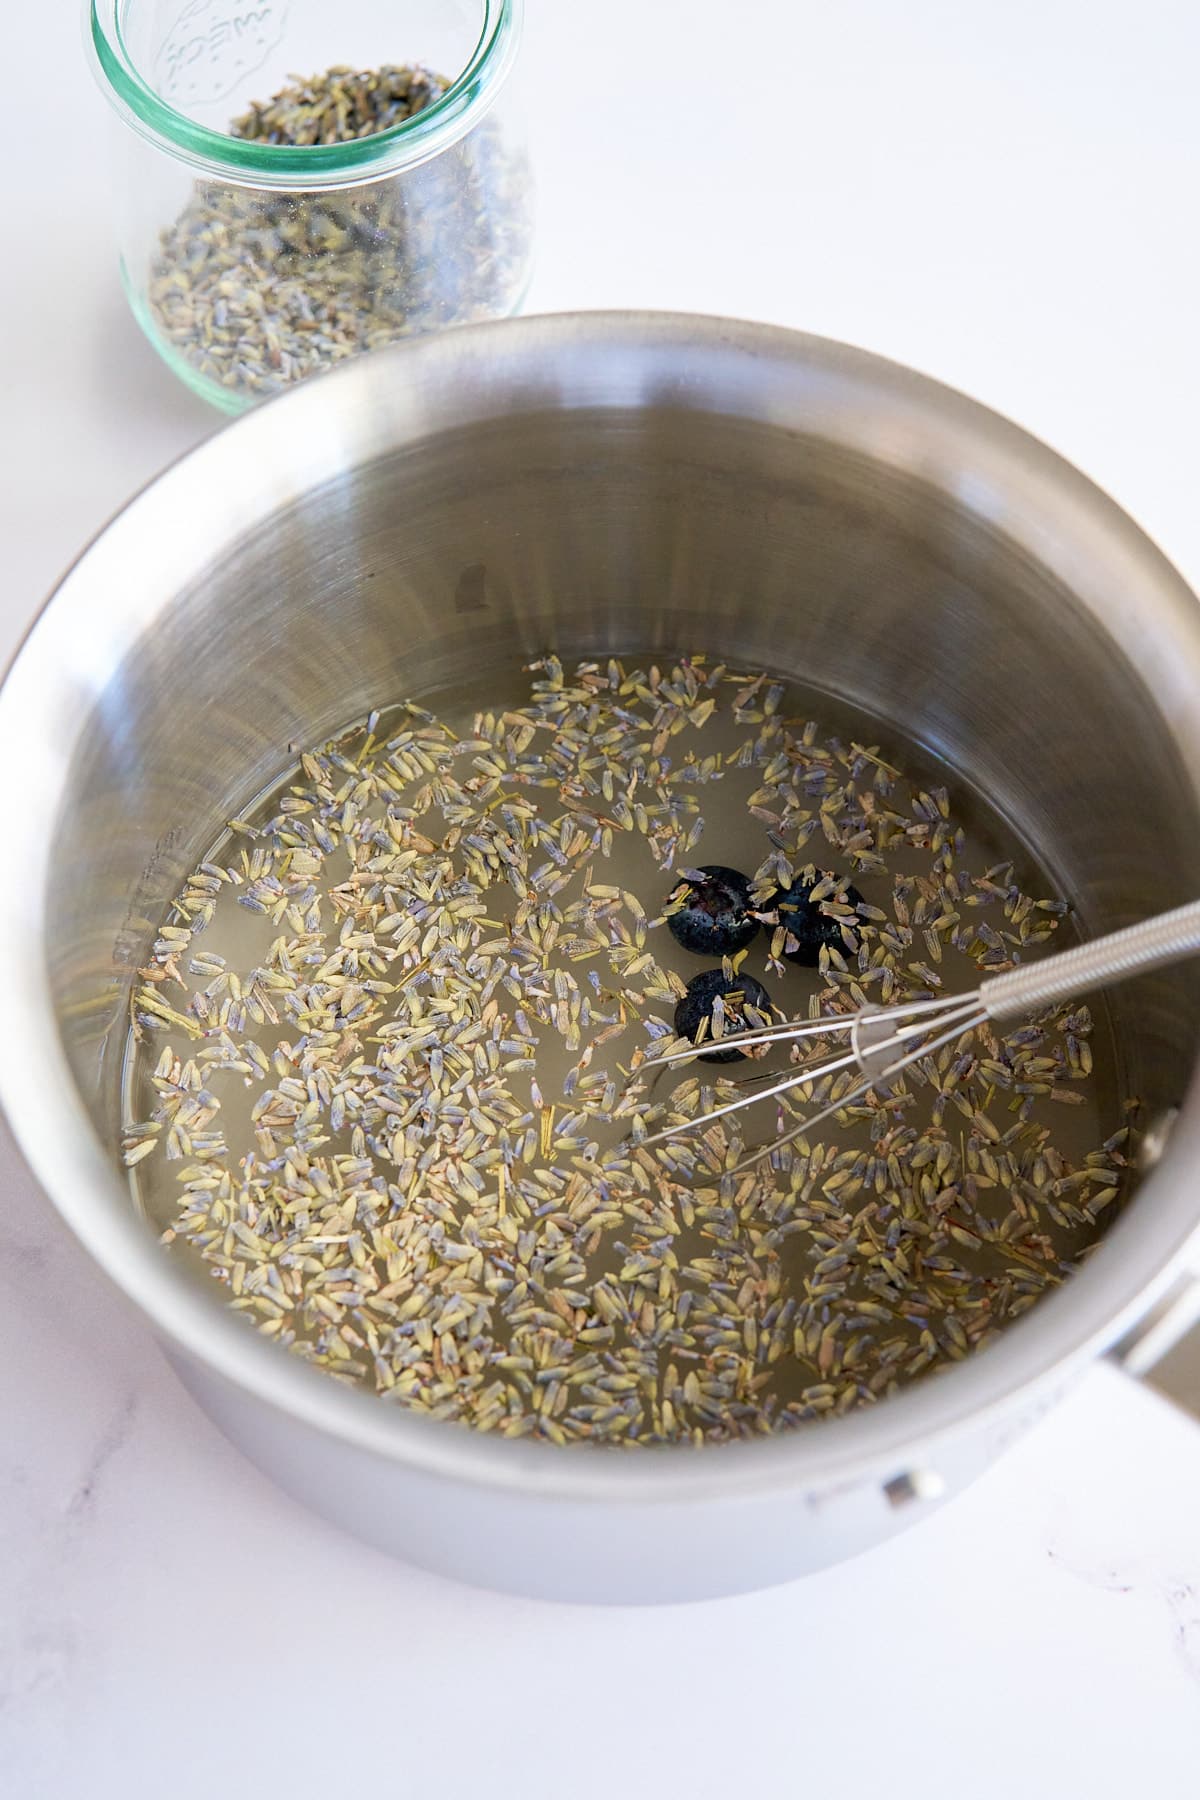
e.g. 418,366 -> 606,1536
634,899 -> 1200,1161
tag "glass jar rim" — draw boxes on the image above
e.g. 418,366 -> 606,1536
88,0 -> 521,189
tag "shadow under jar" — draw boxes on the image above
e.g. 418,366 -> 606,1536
88,0 -> 533,411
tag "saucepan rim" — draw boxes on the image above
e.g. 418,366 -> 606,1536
3,311 -> 1200,1505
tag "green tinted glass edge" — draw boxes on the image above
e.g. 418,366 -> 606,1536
91,0 -> 516,182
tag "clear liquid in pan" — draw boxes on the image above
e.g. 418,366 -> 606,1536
122,657 -> 1133,1443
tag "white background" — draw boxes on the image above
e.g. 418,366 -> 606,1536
3,2 -> 1200,1794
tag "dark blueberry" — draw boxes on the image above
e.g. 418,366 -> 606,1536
774,874 -> 865,967
665,864 -> 760,957
673,968 -> 775,1063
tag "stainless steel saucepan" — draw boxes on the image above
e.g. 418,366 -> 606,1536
2,313 -> 1199,1602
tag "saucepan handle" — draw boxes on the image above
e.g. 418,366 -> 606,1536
1108,1273 -> 1200,1379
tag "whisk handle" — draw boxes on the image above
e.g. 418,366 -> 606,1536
980,900 -> 1200,1023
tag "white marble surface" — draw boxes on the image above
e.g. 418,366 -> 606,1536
4,1 -> 1200,1792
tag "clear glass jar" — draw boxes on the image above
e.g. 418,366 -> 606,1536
88,0 -> 533,412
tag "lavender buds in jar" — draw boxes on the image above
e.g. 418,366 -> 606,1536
89,1 -> 533,411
